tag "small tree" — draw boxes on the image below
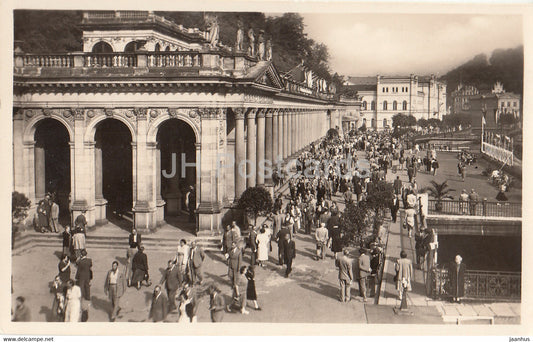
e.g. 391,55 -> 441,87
423,180 -> 454,212
237,186 -> 273,225
365,180 -> 394,229
340,201 -> 371,247
326,128 -> 339,141
12,191 -> 31,226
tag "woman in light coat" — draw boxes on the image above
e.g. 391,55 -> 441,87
395,250 -> 413,301
255,227 -> 271,267
64,279 -> 81,322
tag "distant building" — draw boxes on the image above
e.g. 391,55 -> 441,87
344,75 -> 446,131
468,82 -> 521,132
450,83 -> 480,115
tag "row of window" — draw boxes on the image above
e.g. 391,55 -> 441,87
92,41 -> 185,53
362,100 -> 408,111
361,118 -> 389,127
501,101 -> 519,108
381,86 -> 409,93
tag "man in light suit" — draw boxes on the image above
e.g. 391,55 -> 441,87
358,248 -> 372,302
189,241 -> 205,285
104,261 -> 126,321
338,248 -> 354,302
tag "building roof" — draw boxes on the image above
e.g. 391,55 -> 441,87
344,76 -> 376,86
343,84 -> 376,92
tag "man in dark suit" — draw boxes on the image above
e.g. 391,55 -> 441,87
390,195 -> 400,223
283,234 -> 296,278
358,248 -> 372,302
248,225 -> 258,266
276,224 -> 291,266
338,248 -> 354,302
208,285 -> 225,322
160,260 -> 180,312
189,241 -> 205,285
393,176 -> 402,196
227,241 -> 242,286
149,285 -> 168,322
127,228 -> 141,286
75,249 -> 92,301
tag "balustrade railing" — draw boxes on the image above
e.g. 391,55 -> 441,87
21,54 -> 74,68
146,52 -> 202,68
431,267 -> 521,301
85,53 -> 138,68
428,199 -> 521,218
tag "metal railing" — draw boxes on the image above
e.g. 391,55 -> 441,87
431,267 -> 521,301
428,199 -> 521,218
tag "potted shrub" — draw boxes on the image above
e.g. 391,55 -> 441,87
424,180 -> 453,212
237,186 -> 273,227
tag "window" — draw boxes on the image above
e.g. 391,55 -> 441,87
403,101 -> 408,110
507,101 -> 511,107
371,118 -> 376,128
383,118 -> 387,127
383,101 -> 388,110
363,101 -> 367,110
382,87 -> 385,93
371,101 -> 376,110
406,87 -> 409,92
514,102 -> 517,107
155,43 -> 161,51
393,101 -> 398,110
165,46 -> 171,51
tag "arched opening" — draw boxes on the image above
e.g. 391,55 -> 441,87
403,101 -> 408,110
157,119 -> 197,230
92,41 -> 113,53
393,101 -> 398,110
371,101 -> 376,110
34,119 -> 71,226
155,43 -> 161,52
94,119 -> 133,227
383,101 -> 388,110
165,46 -> 170,52
124,41 -> 140,52
362,101 -> 367,110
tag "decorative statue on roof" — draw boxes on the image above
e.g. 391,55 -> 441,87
236,20 -> 244,52
205,14 -> 219,48
247,28 -> 255,57
257,30 -> 265,60
265,39 -> 272,61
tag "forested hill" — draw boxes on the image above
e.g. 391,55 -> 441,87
14,10 -> 338,82
440,46 -> 523,101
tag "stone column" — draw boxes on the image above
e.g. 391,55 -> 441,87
283,109 -> 289,159
265,109 -> 273,191
197,108 -> 223,235
155,143 -> 165,226
246,108 -> 257,188
271,109 -> 278,165
277,109 -> 284,163
34,141 -> 46,200
94,141 -> 108,225
13,110 -> 25,194
256,108 -> 266,186
133,108 -> 157,232
71,110 -> 95,227
233,108 -> 246,200
291,110 -> 297,155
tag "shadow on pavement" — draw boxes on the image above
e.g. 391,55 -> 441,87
365,305 -> 443,324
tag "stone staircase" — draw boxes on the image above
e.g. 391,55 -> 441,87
12,229 -> 222,256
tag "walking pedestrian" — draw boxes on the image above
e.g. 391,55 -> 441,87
314,222 -> 329,260
13,296 -> 31,321
62,226 -> 72,257
103,261 -> 126,321
448,255 -> 466,303
132,245 -> 151,290
338,248 -> 353,302
245,266 -> 261,310
189,241 -> 205,285
283,234 -> 296,278
160,260 -> 180,312
256,227 -> 270,267
227,266 -> 249,315
58,254 -> 71,283
208,284 -> 225,322
64,280 -> 81,322
395,250 -> 413,301
357,248 -> 372,302
127,228 -> 141,287
50,199 -> 60,233
149,285 -> 168,322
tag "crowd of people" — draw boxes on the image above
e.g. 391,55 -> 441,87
14,127 -> 486,322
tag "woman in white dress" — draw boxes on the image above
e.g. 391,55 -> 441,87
64,280 -> 81,322
255,227 -> 270,267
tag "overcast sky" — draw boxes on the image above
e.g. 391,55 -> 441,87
300,13 -> 523,77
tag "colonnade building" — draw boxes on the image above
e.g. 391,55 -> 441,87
13,11 -> 353,234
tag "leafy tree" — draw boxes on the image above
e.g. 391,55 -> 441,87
392,113 -> 409,128
326,128 -> 339,140
237,186 -> 273,225
427,118 -> 442,128
340,202 -> 373,247
417,118 -> 429,129
499,113 -> 519,126
406,115 -> 417,127
365,180 -> 394,229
